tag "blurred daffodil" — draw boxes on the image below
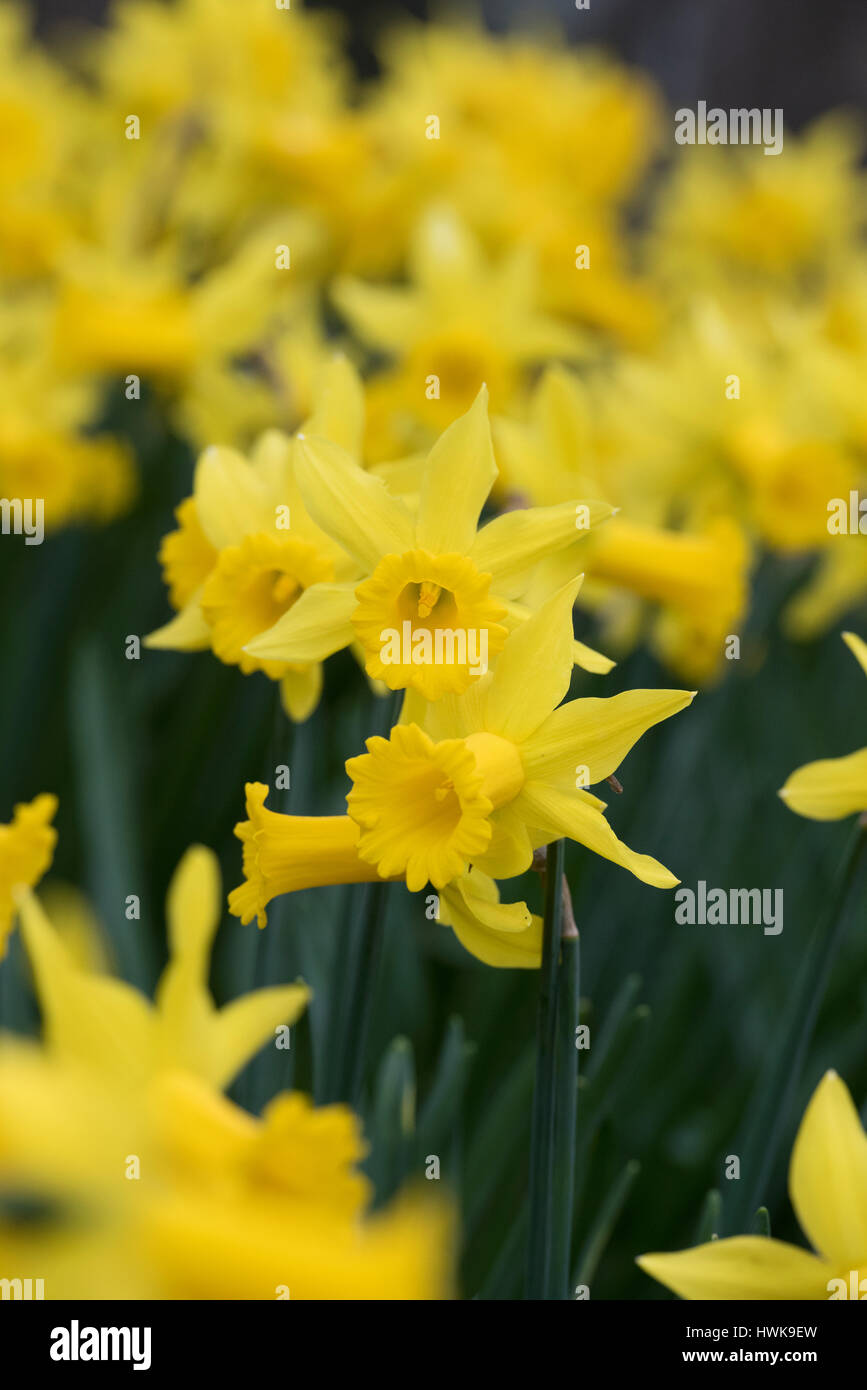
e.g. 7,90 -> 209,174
0,793 -> 56,956
15,843 -> 308,1092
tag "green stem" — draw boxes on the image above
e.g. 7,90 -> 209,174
324,689 -> 400,1107
525,838 -> 565,1300
550,924 -> 580,1300
328,876 -> 390,1107
727,819 -> 867,1230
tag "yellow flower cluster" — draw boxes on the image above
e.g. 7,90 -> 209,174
3,0 -> 867,1305
0,809 -> 449,1298
2,0 -> 861,661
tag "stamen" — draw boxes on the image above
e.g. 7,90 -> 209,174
271,573 -> 301,606
417,581 -> 442,618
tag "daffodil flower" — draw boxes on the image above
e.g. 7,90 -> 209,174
779,632 -> 867,820
245,385 -> 613,699
231,582 -> 693,960
0,794 -> 57,956
331,206 -> 587,439
492,364 -> 751,684
14,844 -> 308,1092
228,782 -> 544,969
346,580 -> 693,889
146,355 -> 364,720
638,1070 -> 867,1299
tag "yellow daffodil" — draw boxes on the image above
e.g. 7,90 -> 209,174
228,782 -> 544,969
14,842 -> 308,1092
332,207 -> 586,456
0,794 -> 56,956
638,1071 -> 867,1299
0,811 -> 449,1298
0,297 -> 135,528
146,355 -> 364,720
0,1047 -> 450,1298
232,585 -> 693,954
779,632 -> 867,820
653,115 -> 864,289
245,385 -> 613,700
347,582 -> 693,889
492,365 -> 751,683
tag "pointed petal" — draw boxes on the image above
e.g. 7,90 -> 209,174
295,435 -> 415,571
843,630 -> 867,678
516,781 -> 679,888
245,582 -> 357,664
331,275 -> 419,352
15,887 -> 154,1086
145,595 -> 212,651
416,386 -> 497,555
165,845 -> 222,968
280,664 -> 323,722
779,748 -> 867,820
522,688 -> 695,789
573,639 -> 615,675
789,1069 -> 867,1268
194,445 -> 273,550
303,353 -> 366,458
483,581 -> 583,743
470,499 -> 613,593
208,983 -> 310,1090
637,1237 -> 830,1301
153,847 -> 224,1079
409,206 -> 483,290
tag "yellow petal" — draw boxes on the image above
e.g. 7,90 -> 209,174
516,782 -> 678,888
470,500 -> 613,596
144,595 -> 212,652
194,445 -> 274,550
303,353 -> 365,458
521,688 -> 695,789
779,748 -> 867,820
789,1069 -> 867,1269
637,1236 -> 830,1301
280,664 -> 323,722
843,630 -> 867,678
154,848 -> 223,1075
295,435 -> 415,571
483,580 -> 583,744
331,275 -> 420,353
208,983 -> 310,1091
573,639 -> 616,675
245,582 -> 357,664
416,386 -> 497,556
15,887 -> 155,1087
165,845 -> 222,968
438,874 -> 542,969
0,793 -> 57,954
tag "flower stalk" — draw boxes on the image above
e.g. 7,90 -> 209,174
525,838 -> 567,1299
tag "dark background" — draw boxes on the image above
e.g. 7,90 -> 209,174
33,0 -> 867,127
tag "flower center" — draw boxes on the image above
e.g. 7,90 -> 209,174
352,548 -> 509,699
416,580 -> 442,619
346,723 -> 494,891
